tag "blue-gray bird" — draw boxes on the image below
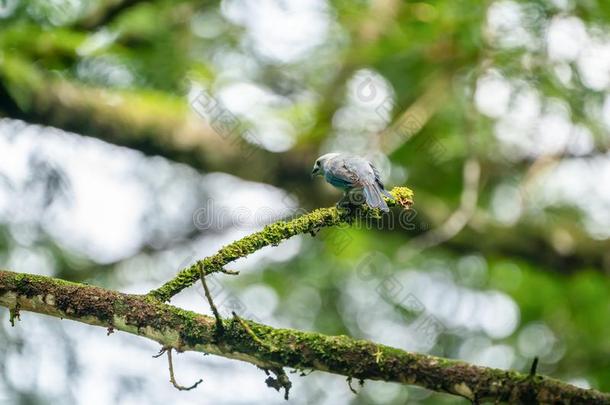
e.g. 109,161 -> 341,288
311,153 -> 393,212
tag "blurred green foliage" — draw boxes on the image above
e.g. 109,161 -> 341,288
1,0 -> 610,403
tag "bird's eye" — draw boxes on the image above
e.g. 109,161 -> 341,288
316,161 -> 320,166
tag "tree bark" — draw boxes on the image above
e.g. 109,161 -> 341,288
1,269 -> 608,404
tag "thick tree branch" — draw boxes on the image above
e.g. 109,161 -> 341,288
0,54 -> 315,187
0,55 -> 244,172
0,269 -> 607,403
148,187 -> 415,302
76,0 -> 148,30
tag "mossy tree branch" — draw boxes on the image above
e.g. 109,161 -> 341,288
148,187 -> 415,302
0,269 -> 608,403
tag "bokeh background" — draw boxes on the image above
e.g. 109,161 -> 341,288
1,0 -> 610,404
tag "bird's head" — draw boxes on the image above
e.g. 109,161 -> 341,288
311,153 -> 340,177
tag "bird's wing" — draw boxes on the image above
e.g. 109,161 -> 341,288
325,158 -> 359,188
342,157 -> 375,185
369,162 -> 387,189
369,161 -> 393,198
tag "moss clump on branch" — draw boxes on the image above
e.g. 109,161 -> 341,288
149,186 -> 414,302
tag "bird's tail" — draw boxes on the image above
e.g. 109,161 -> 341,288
379,187 -> 393,199
363,184 -> 389,212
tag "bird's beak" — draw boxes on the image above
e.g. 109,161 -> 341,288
311,167 -> 320,178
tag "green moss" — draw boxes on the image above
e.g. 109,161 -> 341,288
149,186 -> 414,301
2,270 -> 609,403
0,272 -> 115,322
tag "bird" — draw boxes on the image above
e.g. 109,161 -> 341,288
311,152 -> 393,212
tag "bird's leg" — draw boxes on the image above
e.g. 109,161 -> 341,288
336,191 -> 359,218
346,188 -> 366,207
336,193 -> 351,210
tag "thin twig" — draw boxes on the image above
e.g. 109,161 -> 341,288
166,347 -> 203,391
232,311 -> 275,352
347,376 -> 359,394
529,357 -> 539,377
152,347 -> 168,358
199,268 -> 224,334
9,302 -> 20,327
